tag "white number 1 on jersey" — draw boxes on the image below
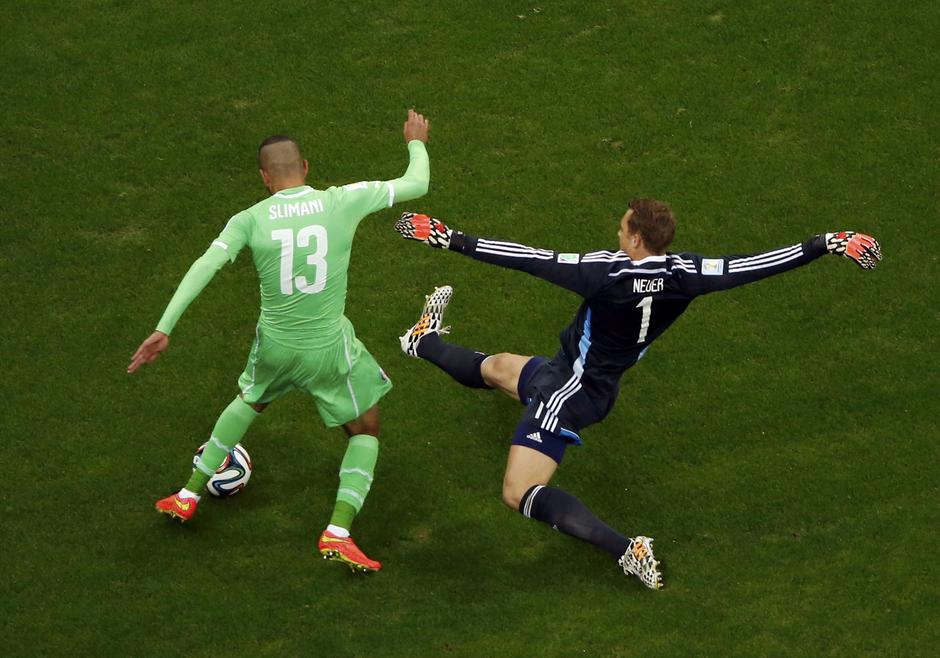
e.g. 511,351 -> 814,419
636,295 -> 653,343
271,226 -> 329,295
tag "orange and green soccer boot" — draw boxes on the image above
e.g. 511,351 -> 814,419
155,493 -> 198,523
318,530 -> 382,573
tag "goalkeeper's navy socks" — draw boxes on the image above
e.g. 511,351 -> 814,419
520,485 -> 631,559
415,332 -> 492,389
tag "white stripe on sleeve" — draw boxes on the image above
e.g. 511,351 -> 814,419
728,250 -> 804,273
728,244 -> 801,268
478,239 -> 554,256
476,243 -> 555,260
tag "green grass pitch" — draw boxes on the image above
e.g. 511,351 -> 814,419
2,1 -> 937,656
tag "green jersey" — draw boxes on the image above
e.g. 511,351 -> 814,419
217,180 -> 396,346
155,140 -> 429,347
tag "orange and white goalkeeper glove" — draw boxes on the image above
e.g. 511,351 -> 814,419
396,212 -> 454,249
826,231 -> 882,269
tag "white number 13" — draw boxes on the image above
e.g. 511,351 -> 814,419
272,226 -> 328,295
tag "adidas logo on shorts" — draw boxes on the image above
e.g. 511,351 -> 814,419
526,432 -> 542,443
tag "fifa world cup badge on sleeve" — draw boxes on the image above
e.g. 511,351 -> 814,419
701,258 -> 724,275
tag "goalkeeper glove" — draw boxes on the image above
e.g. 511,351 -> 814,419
825,231 -> 882,269
396,212 -> 454,249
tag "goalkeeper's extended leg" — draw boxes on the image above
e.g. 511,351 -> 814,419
155,396 -> 260,522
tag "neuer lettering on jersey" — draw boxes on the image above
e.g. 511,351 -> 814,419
269,199 -> 324,219
633,278 -> 664,293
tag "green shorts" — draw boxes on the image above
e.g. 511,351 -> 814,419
237,323 -> 392,427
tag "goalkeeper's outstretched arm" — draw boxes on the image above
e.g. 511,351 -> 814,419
395,212 -> 610,297
395,213 -> 882,301
679,231 -> 882,297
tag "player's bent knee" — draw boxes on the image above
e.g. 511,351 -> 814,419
343,405 -> 381,437
481,353 -> 510,385
501,479 -> 530,510
361,416 -> 381,435
346,420 -> 380,437
502,487 -> 522,510
238,395 -> 267,413
482,353 -> 528,393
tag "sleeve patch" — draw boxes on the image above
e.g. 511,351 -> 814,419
343,182 -> 368,191
702,258 -> 724,275
557,253 -> 580,264
212,240 -> 229,251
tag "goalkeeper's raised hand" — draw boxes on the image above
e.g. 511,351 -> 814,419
396,212 -> 454,249
826,231 -> 882,269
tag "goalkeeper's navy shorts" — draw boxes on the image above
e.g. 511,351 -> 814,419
512,355 -> 614,464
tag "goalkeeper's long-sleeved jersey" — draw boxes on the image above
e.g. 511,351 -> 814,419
449,232 -> 828,404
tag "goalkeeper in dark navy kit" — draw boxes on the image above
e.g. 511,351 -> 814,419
395,199 -> 882,589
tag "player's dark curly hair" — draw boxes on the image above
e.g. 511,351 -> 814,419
627,198 -> 676,254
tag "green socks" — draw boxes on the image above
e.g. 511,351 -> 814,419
185,396 -> 259,494
182,406 -> 376,533
329,434 -> 379,530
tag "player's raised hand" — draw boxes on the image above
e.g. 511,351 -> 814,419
128,331 -> 169,374
403,109 -> 429,143
826,231 -> 883,269
396,212 -> 453,249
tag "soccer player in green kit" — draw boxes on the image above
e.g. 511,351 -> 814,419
128,109 -> 431,572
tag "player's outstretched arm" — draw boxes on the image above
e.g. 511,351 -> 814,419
403,108 -> 429,144
395,212 -> 608,296
126,246 -> 230,374
342,111 -> 429,216
682,231 -> 882,297
386,109 -> 430,204
825,231 -> 882,269
128,331 -> 169,373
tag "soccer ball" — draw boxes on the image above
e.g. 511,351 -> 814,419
192,443 -> 253,497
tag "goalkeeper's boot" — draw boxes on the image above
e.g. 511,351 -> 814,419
396,212 -> 453,249
619,536 -> 663,590
318,530 -> 382,573
155,492 -> 198,523
399,285 -> 453,358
